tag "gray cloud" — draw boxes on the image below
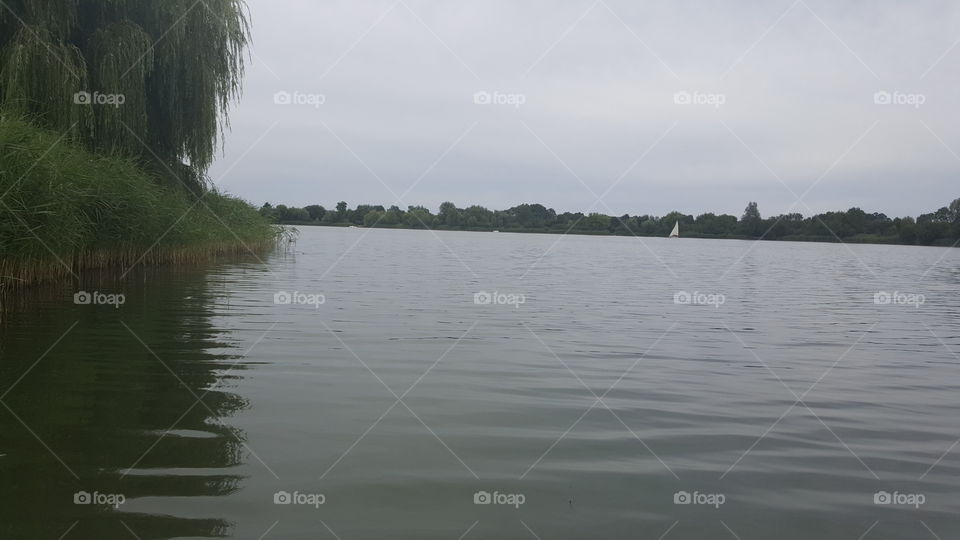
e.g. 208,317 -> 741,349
210,0 -> 960,218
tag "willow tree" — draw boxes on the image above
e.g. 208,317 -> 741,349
0,0 -> 250,193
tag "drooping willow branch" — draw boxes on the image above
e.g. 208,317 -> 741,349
0,0 -> 250,193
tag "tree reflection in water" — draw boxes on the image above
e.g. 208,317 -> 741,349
0,264 -> 260,538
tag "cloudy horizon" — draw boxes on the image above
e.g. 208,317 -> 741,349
209,0 -> 960,219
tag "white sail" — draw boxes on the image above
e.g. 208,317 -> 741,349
669,221 -> 679,238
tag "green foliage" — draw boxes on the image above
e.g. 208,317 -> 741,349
259,198 -> 960,247
0,117 -> 274,283
363,210 -> 384,227
438,201 -> 460,227
404,206 -> 434,229
0,26 -> 90,138
740,201 -> 762,236
0,0 -> 251,192
917,221 -> 951,245
304,204 -> 325,221
949,198 -> 960,223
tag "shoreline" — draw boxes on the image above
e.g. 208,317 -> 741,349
1,239 -> 281,289
282,222 -> 958,248
0,117 -> 281,289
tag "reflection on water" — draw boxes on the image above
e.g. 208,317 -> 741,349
2,229 -> 960,539
0,264 -> 260,539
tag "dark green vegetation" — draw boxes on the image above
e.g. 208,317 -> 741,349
0,118 -> 275,284
0,1 -> 275,285
262,199 -> 960,246
0,0 -> 249,192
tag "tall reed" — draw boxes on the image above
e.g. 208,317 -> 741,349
0,116 -> 277,286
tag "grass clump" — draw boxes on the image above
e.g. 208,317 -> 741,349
0,116 -> 277,285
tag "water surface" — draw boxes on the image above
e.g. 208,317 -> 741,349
1,227 -> 958,539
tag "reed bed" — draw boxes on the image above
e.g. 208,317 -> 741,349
0,116 -> 278,287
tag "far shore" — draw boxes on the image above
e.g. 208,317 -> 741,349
285,221 -> 958,248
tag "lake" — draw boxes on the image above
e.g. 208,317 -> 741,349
1,227 -> 958,539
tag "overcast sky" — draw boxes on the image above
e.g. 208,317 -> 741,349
208,0 -> 960,218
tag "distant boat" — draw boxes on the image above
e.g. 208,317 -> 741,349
669,221 -> 679,238
492,230 -> 500,233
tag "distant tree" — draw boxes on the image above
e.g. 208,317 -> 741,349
363,210 -> 384,227
352,204 -> 381,225
948,198 -> 960,223
304,205 -> 326,221
463,205 -> 493,228
320,211 -> 338,224
404,206 -> 434,228
382,205 -> 404,225
740,202 -> 763,237
580,213 -> 610,231
806,212 -> 844,238
336,201 -> 348,220
768,212 -> 804,239
843,207 -> 868,235
917,220 -> 950,245
438,201 -> 461,227
697,213 -> 740,236
896,217 -> 917,245
609,214 -> 633,234
504,203 -> 556,228
275,205 -> 309,223
638,217 -> 658,235
259,203 -> 278,222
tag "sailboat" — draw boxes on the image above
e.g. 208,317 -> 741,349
669,220 -> 679,238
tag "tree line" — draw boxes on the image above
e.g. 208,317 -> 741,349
259,199 -> 960,246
